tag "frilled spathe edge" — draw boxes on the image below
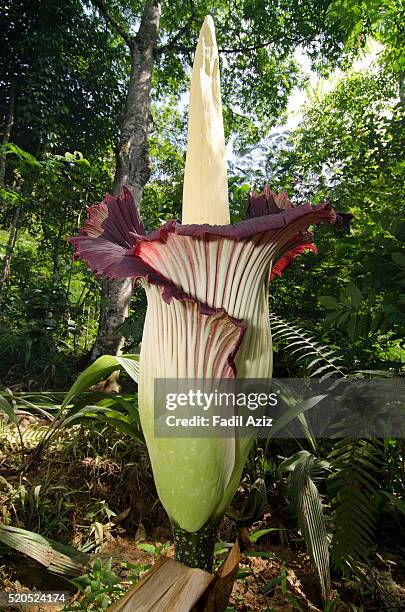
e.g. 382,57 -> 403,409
69,188 -> 336,288
138,200 -> 335,243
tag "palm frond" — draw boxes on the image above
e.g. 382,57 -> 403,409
285,450 -> 331,603
0,524 -> 90,577
269,313 -> 346,378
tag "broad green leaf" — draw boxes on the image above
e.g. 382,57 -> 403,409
115,356 -> 140,386
344,282 -> 363,309
249,528 -> 281,543
319,295 -> 339,310
137,543 -> 157,554
61,354 -> 139,410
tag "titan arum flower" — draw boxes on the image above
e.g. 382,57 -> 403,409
69,17 -> 341,571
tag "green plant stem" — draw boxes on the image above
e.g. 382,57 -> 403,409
171,519 -> 219,573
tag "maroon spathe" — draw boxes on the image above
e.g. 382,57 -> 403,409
69,185 -> 338,292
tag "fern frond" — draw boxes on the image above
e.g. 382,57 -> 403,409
269,313 -> 346,378
327,438 -> 383,573
21,425 -> 49,448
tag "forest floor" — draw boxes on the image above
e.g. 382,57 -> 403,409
0,418 -> 404,611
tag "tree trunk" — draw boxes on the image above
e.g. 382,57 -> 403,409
89,1 -> 161,361
0,203 -> 21,293
0,71 -> 16,186
0,70 -> 18,292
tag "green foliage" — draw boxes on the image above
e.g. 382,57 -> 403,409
255,323 -> 401,593
61,391 -> 144,444
61,354 -> 139,408
327,438 -> 383,573
269,63 -> 405,370
325,0 -> 404,74
31,354 -> 141,457
0,395 -> 18,425
0,147 -> 111,386
0,0 -> 128,157
270,313 -> 346,377
137,541 -> 170,557
320,281 -> 368,339
67,557 -> 129,610
282,450 -> 331,603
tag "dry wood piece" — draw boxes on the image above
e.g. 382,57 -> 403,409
193,540 -> 240,612
107,556 -> 214,612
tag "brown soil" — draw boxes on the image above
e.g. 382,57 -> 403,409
1,421 -> 404,611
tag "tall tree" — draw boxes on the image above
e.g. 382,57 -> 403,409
89,0 -> 160,360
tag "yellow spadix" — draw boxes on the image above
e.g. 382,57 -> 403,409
182,16 -> 230,226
